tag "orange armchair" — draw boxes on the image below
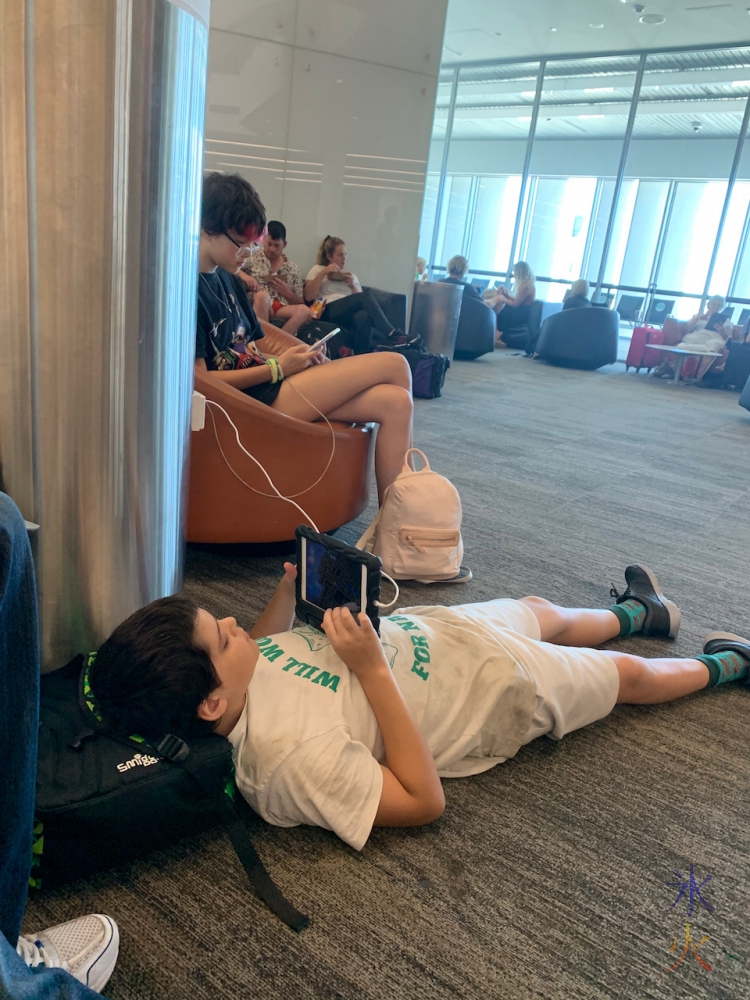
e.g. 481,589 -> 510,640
188,371 -> 375,543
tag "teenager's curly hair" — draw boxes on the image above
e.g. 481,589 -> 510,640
201,171 -> 267,243
90,596 -> 219,739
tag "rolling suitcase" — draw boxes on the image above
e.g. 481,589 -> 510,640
626,325 -> 663,372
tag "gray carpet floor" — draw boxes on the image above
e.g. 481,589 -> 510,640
25,352 -> 750,1000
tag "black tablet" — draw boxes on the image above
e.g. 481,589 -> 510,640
295,526 -> 382,634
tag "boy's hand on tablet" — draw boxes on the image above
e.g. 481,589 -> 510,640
322,606 -> 388,676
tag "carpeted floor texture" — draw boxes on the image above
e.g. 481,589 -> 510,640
25,352 -> 750,1000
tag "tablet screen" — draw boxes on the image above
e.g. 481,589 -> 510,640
302,538 -> 365,611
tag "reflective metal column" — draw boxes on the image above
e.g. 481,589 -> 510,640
0,0 -> 208,668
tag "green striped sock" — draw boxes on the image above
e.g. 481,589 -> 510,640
696,650 -> 749,687
610,599 -> 647,636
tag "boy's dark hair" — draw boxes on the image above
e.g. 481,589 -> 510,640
267,220 -> 286,241
201,171 -> 267,243
90,596 -> 219,740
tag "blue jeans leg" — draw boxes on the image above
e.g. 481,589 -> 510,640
0,494 -> 101,998
0,493 -> 39,945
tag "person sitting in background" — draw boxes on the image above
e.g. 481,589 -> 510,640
415,257 -> 428,282
684,295 -> 731,336
438,255 -> 482,299
196,174 -> 413,504
562,279 -> 592,311
654,296 -> 733,381
489,262 -> 537,349
238,221 -> 310,336
304,236 -> 410,351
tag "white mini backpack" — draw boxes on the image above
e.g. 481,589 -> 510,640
356,448 -> 470,584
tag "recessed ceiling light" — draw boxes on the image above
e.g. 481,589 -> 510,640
521,91 -> 536,97
550,26 -> 558,32
517,116 -> 532,121
732,80 -> 750,86
578,114 -> 605,119
640,14 -> 667,23
590,23 -> 605,29
584,87 -> 615,93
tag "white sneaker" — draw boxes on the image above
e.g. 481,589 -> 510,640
16,914 -> 119,993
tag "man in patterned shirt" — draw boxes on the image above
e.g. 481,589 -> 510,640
239,220 -> 311,335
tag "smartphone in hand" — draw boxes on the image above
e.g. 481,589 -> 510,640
306,328 -> 340,353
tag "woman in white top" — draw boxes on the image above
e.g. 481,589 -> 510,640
304,236 -> 407,347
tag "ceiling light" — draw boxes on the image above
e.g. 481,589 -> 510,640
550,26 -> 558,32
584,87 -> 615,93
640,14 -> 666,23
578,114 -> 605,119
732,80 -> 750,87
521,90 -> 536,96
517,116 -> 532,121
589,23 -> 605,29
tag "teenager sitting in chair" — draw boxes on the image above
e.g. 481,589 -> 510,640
196,173 -> 413,505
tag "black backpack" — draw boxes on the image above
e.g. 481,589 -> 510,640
34,656 -> 308,931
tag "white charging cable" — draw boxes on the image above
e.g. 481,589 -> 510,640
375,574 -> 400,609
206,376 -> 337,500
204,394 -> 400,610
205,399 -> 321,532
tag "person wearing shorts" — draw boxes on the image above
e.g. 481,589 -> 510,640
89,563 -> 750,850
238,220 -> 311,336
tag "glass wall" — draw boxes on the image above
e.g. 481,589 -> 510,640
420,45 -> 750,323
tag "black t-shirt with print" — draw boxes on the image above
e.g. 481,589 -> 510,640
196,269 -> 264,370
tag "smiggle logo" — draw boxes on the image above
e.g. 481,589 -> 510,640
116,752 -> 160,773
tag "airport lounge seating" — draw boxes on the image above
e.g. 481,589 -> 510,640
188,371 -> 375,544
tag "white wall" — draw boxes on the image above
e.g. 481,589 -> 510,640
205,0 -> 449,298
433,137 -> 749,181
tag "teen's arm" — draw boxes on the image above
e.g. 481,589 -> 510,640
249,563 -> 297,637
194,357 -> 274,390
194,344 -> 315,389
322,607 -> 445,827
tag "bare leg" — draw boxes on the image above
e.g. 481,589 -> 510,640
519,597 -> 710,704
327,386 -> 413,502
605,650 -> 709,704
253,289 -> 272,323
271,353 -> 413,501
520,596 -> 622,646
274,303 -> 311,335
272,352 -> 412,417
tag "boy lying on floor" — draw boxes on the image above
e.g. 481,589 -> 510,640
90,565 -> 749,849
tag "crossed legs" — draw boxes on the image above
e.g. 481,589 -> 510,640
272,352 -> 413,503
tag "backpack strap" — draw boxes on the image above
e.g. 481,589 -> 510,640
78,658 -> 309,931
403,447 -> 430,472
355,507 -> 380,552
154,734 -> 310,932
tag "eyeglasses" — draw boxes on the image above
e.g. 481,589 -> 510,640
224,232 -> 253,257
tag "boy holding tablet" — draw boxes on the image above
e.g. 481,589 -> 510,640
90,563 -> 749,850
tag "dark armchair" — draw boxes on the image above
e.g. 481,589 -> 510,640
454,294 -> 495,360
536,306 -> 619,370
